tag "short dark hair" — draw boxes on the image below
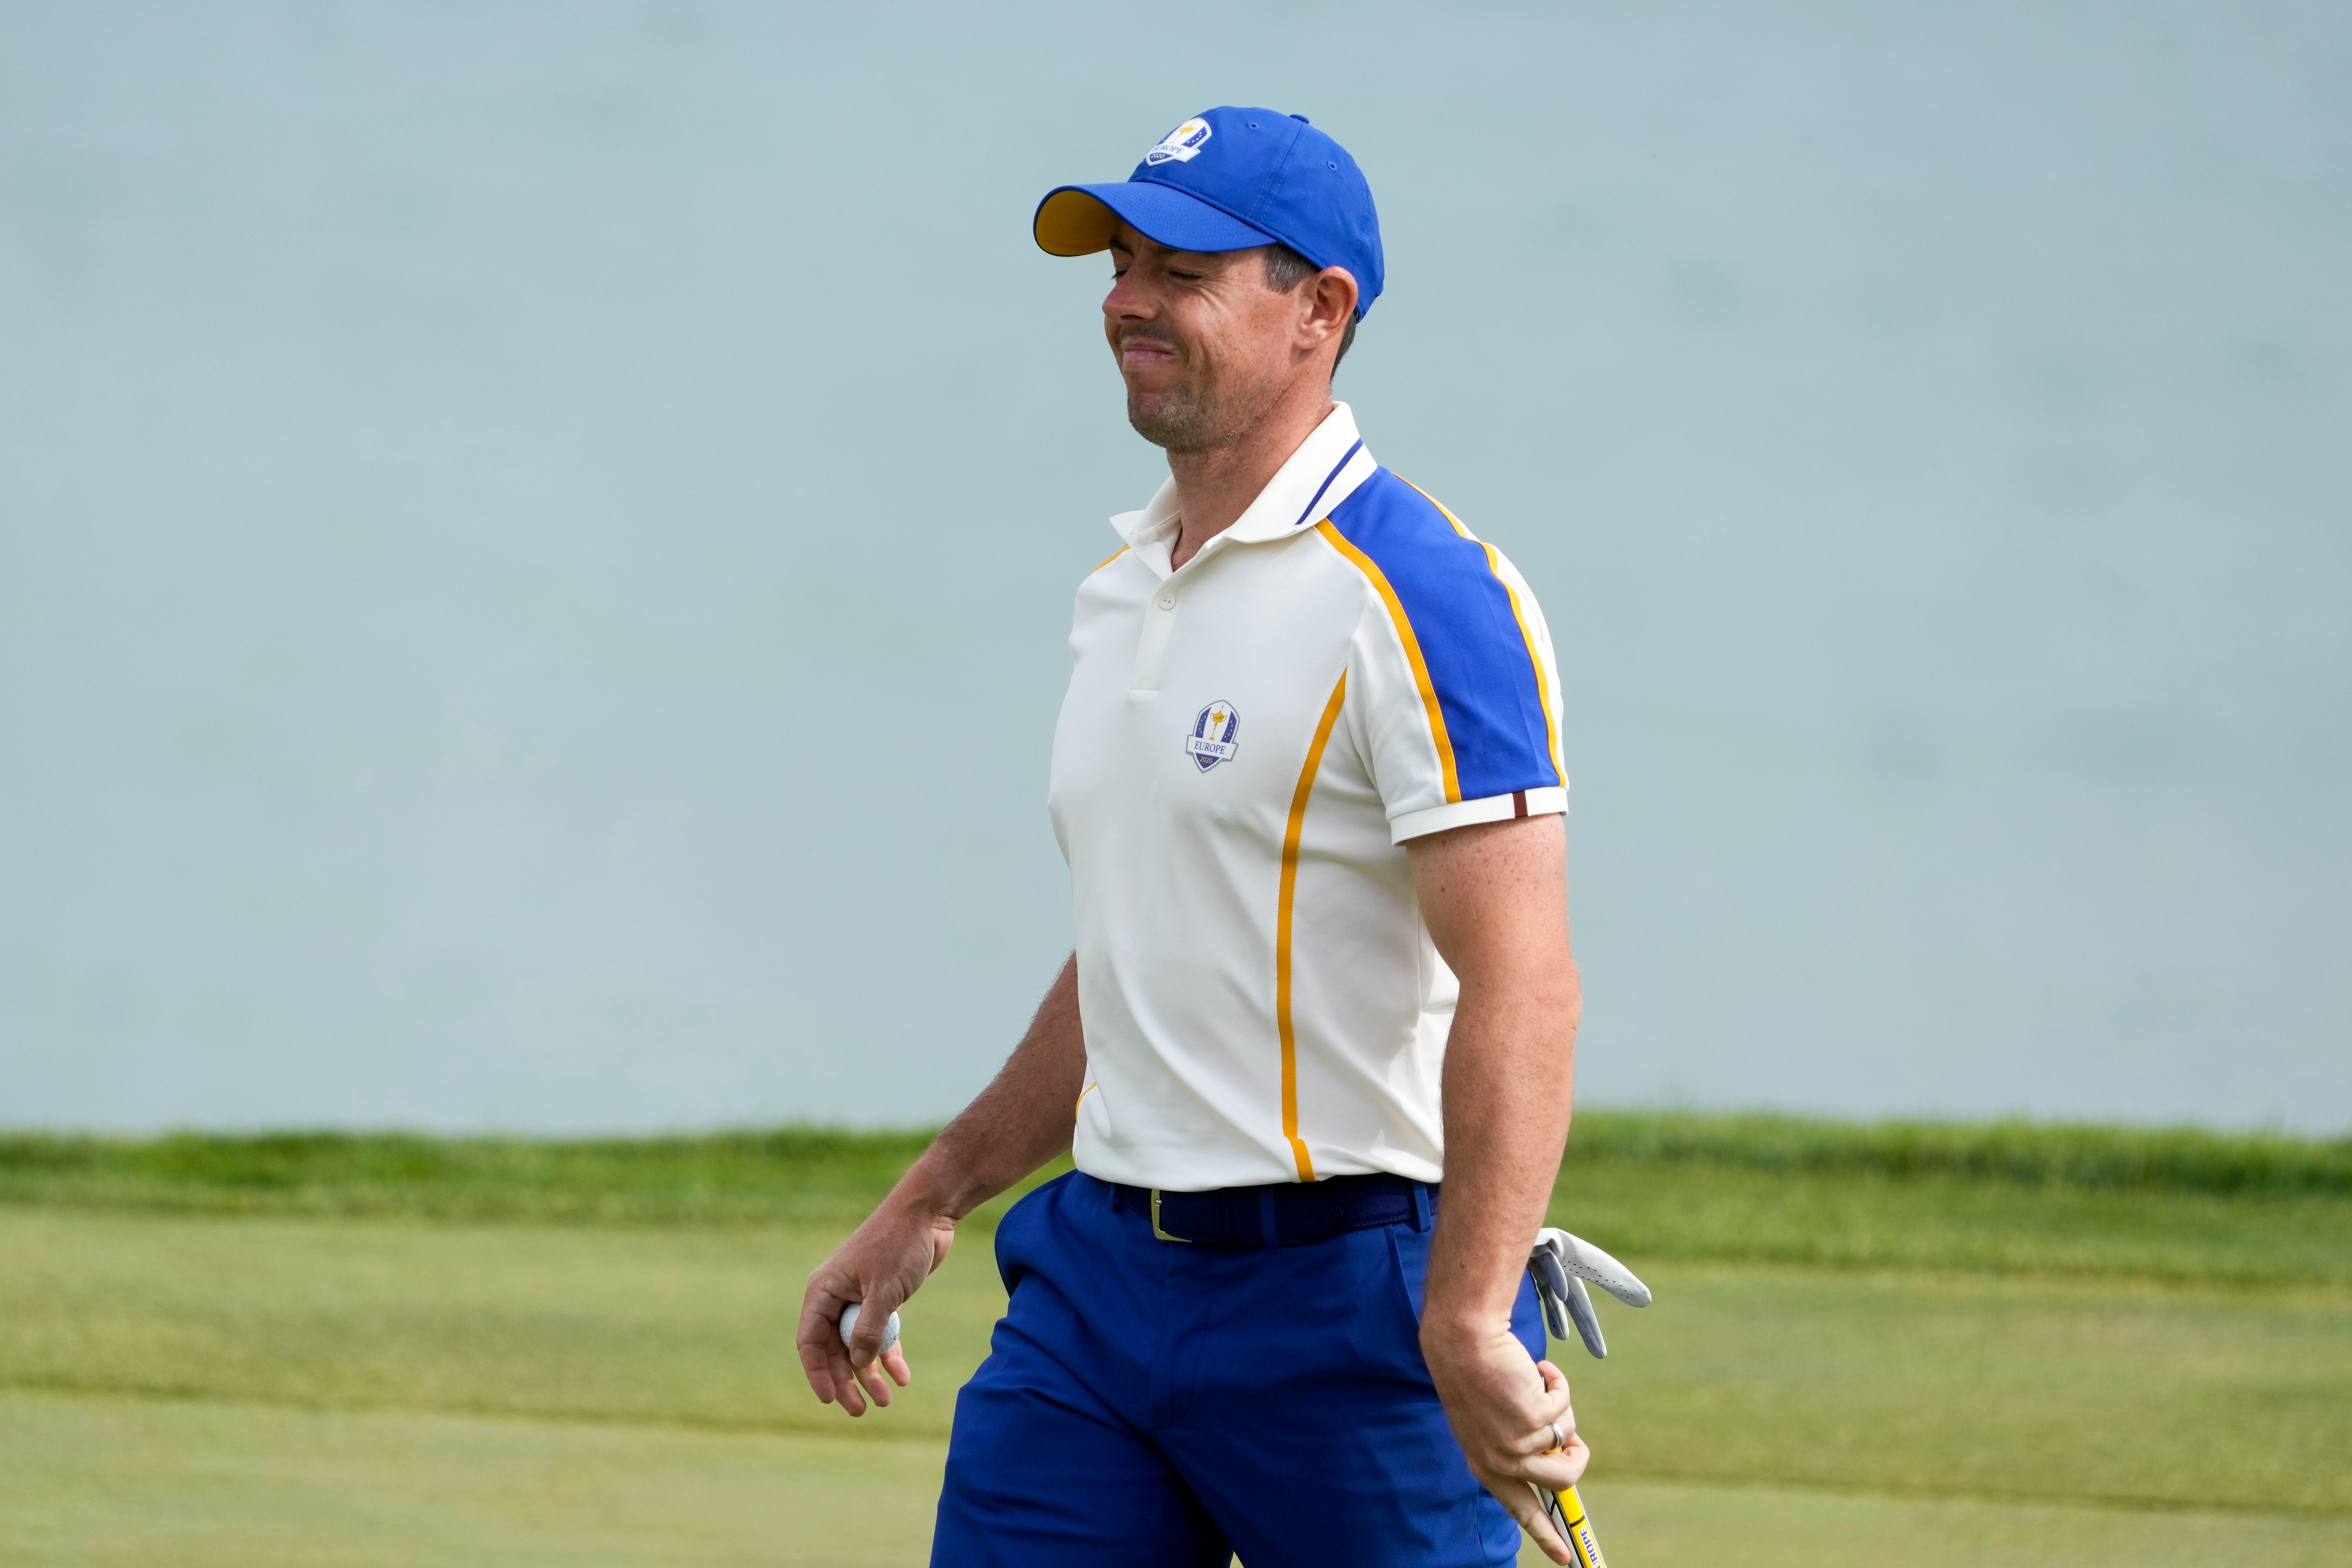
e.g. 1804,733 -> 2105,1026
1263,243 -> 1358,372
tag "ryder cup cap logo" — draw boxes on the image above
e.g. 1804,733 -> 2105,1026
1186,699 -> 1239,771
1145,118 -> 1213,165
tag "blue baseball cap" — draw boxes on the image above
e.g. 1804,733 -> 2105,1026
1034,107 -> 1385,319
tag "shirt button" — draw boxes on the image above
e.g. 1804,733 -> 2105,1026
1157,593 -> 1176,610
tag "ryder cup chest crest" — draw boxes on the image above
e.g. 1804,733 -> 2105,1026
1145,118 -> 1213,165
1187,700 -> 1239,771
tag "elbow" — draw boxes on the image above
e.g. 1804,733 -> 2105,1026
1548,960 -> 1583,1049
1548,954 -> 1582,1022
1509,958 -> 1580,1042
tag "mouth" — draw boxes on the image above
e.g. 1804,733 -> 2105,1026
1119,334 -> 1180,370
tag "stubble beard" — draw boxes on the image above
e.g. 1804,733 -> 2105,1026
1127,379 -> 1220,452
1122,339 -> 1277,455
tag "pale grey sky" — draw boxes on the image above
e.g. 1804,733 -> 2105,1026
4,1 -> 2347,1132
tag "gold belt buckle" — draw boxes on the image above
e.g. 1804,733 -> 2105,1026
1149,1188 -> 1193,1243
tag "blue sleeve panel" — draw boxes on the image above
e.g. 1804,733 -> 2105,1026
1323,470 -> 1563,800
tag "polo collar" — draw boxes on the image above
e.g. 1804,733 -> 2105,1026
1106,403 -> 1380,562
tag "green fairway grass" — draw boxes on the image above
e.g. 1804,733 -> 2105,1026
4,1209 -> 2344,1512
7,1391 -> 2349,1568
4,1117 -> 2347,1564
0,1391 -> 946,1567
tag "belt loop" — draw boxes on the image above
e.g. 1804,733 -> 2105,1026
1410,1181 -> 1431,1233
1259,1188 -> 1280,1248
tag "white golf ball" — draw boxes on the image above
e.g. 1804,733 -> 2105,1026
838,1302 -> 901,1353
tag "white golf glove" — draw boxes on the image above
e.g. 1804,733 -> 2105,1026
1527,1227 -> 1651,1359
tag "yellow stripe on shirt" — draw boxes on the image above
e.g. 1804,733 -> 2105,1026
1275,669 -> 1348,1184
1314,521 -> 1461,803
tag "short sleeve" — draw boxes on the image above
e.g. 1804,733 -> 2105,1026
1319,474 -> 1566,843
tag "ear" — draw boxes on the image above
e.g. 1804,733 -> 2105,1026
1300,267 -> 1359,355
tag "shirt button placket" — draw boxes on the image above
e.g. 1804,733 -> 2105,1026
1130,586 -> 1180,696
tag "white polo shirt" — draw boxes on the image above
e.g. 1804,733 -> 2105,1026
1050,403 -> 1567,1192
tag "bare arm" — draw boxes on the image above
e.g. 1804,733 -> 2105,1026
795,954 -> 1085,1416
1409,813 -> 1587,1564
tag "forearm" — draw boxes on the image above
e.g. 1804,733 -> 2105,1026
888,954 -> 1086,1223
1406,812 -> 1589,1560
1423,969 -> 1580,1335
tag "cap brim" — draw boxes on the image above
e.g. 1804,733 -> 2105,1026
1034,181 -> 1277,257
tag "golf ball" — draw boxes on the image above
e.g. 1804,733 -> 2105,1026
838,1302 -> 901,1353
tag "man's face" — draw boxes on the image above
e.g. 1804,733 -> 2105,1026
1102,225 -> 1308,453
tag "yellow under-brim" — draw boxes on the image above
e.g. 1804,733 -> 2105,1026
1032,181 -> 1277,259
1034,189 -> 1121,256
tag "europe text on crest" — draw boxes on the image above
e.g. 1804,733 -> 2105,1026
1186,699 -> 1239,772
1145,118 -> 1213,166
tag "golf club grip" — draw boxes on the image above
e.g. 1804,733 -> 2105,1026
1537,1477 -> 1608,1568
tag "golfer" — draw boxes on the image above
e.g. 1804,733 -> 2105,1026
798,106 -> 1589,1567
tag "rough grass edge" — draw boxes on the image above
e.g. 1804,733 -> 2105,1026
1562,1111 -> 2351,1195
3,1111 -> 2344,1202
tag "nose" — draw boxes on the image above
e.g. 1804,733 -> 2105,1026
1103,266 -> 1157,326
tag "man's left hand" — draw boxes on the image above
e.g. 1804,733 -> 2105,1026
1423,1325 -> 1589,1565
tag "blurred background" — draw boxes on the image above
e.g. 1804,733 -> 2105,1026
4,0 -> 2347,1135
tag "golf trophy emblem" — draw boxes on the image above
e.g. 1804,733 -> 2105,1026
1145,117 -> 1214,165
1186,700 -> 1239,772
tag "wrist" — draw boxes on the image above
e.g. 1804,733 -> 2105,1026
1418,1262 -> 1525,1348
1418,1305 -> 1518,1355
884,1153 -> 974,1226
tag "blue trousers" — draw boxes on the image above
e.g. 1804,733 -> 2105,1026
931,1172 -> 1545,1566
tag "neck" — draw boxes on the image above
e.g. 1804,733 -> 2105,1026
1165,379 -> 1336,570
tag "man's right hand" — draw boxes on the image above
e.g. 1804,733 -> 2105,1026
796,1194 -> 955,1416
794,953 -> 1087,1416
